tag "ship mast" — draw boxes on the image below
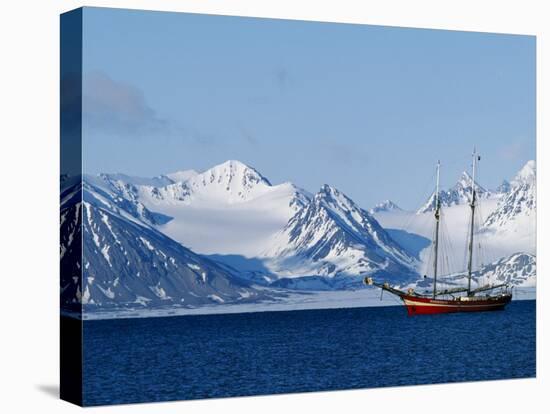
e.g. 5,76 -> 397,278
466,148 -> 478,296
432,161 -> 441,298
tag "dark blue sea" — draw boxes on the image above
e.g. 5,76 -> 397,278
82,300 -> 536,406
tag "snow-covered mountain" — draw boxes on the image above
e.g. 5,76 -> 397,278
473,252 -> 536,287
84,175 -> 173,227
262,185 -> 418,287
100,169 -> 198,188
61,177 -> 266,312
164,169 -> 198,183
60,178 -> 84,313
140,160 -> 309,208
369,200 -> 402,214
144,160 -> 274,203
495,179 -> 511,195
81,161 -> 310,257
510,160 -> 536,188
61,158 -> 536,315
484,161 -> 537,231
417,171 -> 491,213
482,161 -> 536,243
100,173 -> 174,188
132,160 -> 311,256
87,161 -> 418,288
414,252 -> 536,292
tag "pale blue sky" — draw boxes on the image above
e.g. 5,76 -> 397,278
81,7 -> 535,210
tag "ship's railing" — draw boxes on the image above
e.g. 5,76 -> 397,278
364,277 -> 511,299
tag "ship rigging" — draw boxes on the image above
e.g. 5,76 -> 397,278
365,149 -> 512,315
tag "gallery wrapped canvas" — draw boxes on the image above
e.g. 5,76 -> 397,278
60,7 -> 536,407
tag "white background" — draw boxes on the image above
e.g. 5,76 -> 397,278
0,0 -> 548,412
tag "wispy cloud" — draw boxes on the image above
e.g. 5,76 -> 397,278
81,71 -> 230,150
238,126 -> 260,146
274,68 -> 290,92
318,140 -> 370,169
83,71 -> 170,138
246,68 -> 295,105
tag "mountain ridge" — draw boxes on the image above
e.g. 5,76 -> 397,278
482,160 -> 536,233
61,176 -> 270,311
417,170 -> 492,214
369,199 -> 403,214
262,184 -> 418,285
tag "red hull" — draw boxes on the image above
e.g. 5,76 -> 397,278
400,293 -> 512,315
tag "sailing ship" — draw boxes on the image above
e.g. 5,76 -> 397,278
365,149 -> 512,315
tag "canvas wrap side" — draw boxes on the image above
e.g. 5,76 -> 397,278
60,7 -> 84,407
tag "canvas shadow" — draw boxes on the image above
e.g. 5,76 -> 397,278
36,384 -> 59,399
